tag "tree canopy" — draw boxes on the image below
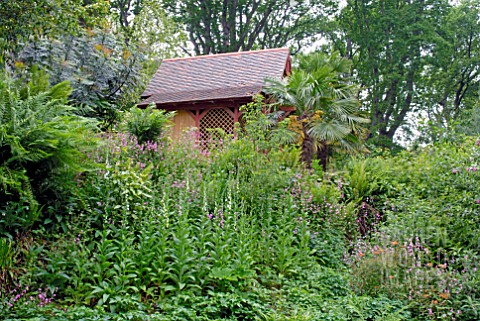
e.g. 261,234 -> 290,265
334,0 -> 480,145
162,0 -> 337,55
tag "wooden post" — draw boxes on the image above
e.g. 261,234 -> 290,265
233,105 -> 240,123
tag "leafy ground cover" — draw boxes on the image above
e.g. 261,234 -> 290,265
1,76 -> 479,321
2,129 -> 479,320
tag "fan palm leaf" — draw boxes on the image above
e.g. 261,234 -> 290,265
264,52 -> 369,169
308,121 -> 352,142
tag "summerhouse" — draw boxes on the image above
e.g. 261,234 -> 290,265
138,48 -> 292,140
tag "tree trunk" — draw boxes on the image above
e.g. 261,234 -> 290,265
317,141 -> 329,172
300,124 -> 314,168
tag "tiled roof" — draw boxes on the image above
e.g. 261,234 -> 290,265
139,48 -> 290,106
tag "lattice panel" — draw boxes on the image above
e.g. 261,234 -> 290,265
199,108 -> 234,143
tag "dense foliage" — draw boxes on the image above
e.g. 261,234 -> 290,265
1,80 -> 479,319
1,0 -> 480,320
162,0 -> 336,54
123,104 -> 174,144
264,52 -> 369,169
334,0 -> 480,145
0,70 -> 97,239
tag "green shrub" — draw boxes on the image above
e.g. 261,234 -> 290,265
10,129 -> 333,317
124,103 -> 174,144
0,69 -> 97,236
19,28 -> 145,130
345,137 -> 480,320
11,104 -> 480,320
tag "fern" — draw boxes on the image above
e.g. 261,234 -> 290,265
123,103 -> 174,145
0,69 -> 98,235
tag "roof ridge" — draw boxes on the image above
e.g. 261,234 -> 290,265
162,48 -> 289,63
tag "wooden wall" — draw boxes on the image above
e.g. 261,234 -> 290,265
170,110 -> 196,139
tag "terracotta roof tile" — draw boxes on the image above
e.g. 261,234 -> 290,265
139,48 -> 290,106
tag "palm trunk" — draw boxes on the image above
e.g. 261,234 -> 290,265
317,141 -> 328,171
300,123 -> 313,168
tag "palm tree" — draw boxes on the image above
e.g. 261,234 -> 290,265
264,52 -> 369,170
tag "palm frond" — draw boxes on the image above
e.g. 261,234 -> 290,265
270,125 -> 300,146
308,120 -> 352,142
263,51 -> 369,167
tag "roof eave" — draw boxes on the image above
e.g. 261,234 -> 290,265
138,95 -> 255,109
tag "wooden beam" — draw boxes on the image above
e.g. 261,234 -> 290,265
150,98 -> 252,111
